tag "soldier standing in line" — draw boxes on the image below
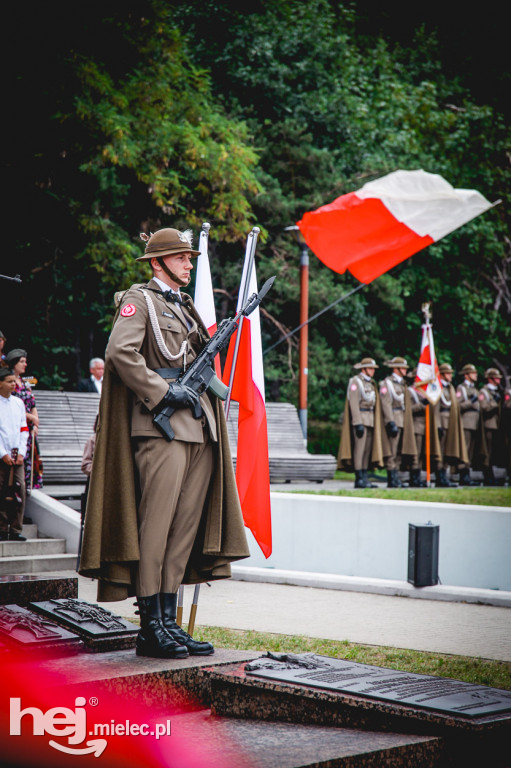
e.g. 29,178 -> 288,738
337,357 -> 386,488
434,363 -> 468,487
455,364 -> 483,486
379,356 -> 416,488
479,367 -> 503,485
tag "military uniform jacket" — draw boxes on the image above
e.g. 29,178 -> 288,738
479,385 -> 501,430
347,374 -> 377,427
380,374 -> 406,428
78,280 -> 250,601
456,381 -> 480,431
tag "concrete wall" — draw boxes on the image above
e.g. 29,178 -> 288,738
26,490 -> 80,554
243,493 -> 511,591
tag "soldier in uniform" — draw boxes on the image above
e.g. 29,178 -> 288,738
337,357 -> 385,488
79,228 -> 249,659
434,363 -> 468,487
379,356 -> 416,488
479,368 -> 503,485
455,364 -> 482,485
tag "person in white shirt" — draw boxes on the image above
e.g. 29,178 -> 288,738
0,367 -> 29,540
78,358 -> 104,394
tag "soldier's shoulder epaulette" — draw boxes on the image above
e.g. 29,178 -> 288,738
113,283 -> 146,308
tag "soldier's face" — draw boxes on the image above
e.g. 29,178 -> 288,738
154,251 -> 193,288
467,372 -> 478,382
443,372 -> 453,382
363,367 -> 375,377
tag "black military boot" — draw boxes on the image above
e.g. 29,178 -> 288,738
363,470 -> 378,488
436,468 -> 457,487
409,468 -> 426,487
483,468 -> 497,486
160,593 -> 214,656
136,594 -> 189,659
387,470 -> 397,488
459,468 -> 477,486
354,470 -> 367,488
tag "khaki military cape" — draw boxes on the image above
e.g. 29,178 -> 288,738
337,379 -> 388,471
78,292 -> 250,602
396,388 -> 418,469
443,383 -> 469,467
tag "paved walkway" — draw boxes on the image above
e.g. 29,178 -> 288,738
77,574 -> 511,663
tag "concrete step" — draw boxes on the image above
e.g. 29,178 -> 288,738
0,553 -> 77,575
0,538 -> 67,558
20,523 -> 39,539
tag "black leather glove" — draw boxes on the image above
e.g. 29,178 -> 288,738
421,397 -> 429,406
161,382 -> 200,410
438,427 -> 445,439
354,424 -> 365,439
386,421 -> 398,438
493,392 -> 501,403
470,394 -> 478,403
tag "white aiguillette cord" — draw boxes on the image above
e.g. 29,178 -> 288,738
139,289 -> 188,369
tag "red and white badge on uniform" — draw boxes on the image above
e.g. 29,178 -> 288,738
380,386 -> 388,395
121,304 -> 136,317
350,383 -> 357,391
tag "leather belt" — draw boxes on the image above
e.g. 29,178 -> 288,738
359,408 -> 374,411
153,367 -> 183,378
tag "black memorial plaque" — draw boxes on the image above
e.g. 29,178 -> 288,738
30,599 -> 138,651
245,653 -> 511,718
0,604 -> 81,651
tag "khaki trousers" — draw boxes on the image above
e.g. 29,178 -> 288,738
384,428 -> 403,471
351,426 -> 373,470
411,433 -> 425,470
0,463 -> 26,534
459,428 -> 477,470
134,430 -> 214,596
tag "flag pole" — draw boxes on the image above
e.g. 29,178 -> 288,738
425,404 -> 431,486
224,226 -> 260,418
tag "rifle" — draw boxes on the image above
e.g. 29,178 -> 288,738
153,275 -> 275,441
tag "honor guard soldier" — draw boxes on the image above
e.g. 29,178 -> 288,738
479,368 -> 503,485
337,357 -> 385,488
434,363 -> 468,487
79,227 -> 249,659
456,364 -> 483,485
379,357 -> 416,488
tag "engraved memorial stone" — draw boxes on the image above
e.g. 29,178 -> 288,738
30,598 -> 138,651
245,653 -> 511,718
0,604 -> 81,651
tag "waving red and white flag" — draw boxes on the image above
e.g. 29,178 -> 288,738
297,170 -> 496,284
223,238 -> 272,558
194,223 -> 221,376
415,319 -> 442,405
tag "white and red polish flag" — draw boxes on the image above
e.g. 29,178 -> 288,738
297,170 -> 496,284
222,254 -> 272,558
415,319 -> 442,405
194,223 -> 221,376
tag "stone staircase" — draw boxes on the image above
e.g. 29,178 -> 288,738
0,522 -> 77,575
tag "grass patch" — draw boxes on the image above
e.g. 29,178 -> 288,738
284,484 -> 511,507
191,626 -> 511,690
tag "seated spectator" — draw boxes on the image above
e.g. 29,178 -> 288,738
5,348 -> 43,491
78,358 -> 104,394
0,367 -> 29,541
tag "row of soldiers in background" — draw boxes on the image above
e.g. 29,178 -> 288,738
338,356 -> 511,488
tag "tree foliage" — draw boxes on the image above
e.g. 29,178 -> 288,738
2,0 -> 510,438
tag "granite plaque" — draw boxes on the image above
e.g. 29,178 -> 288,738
0,604 -> 81,650
245,653 -> 511,718
30,598 -> 139,637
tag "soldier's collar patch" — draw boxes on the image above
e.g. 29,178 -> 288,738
121,303 -> 136,317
